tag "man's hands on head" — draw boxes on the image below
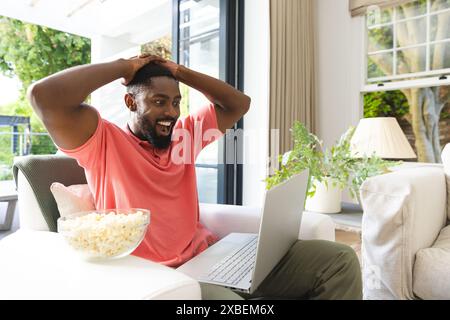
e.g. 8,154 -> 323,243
119,54 -> 250,133
27,49 -> 248,151
121,54 -> 182,86
121,54 -> 167,85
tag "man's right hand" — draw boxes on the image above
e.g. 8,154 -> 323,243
121,54 -> 166,86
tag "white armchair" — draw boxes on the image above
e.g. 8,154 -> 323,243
360,145 -> 450,300
0,155 -> 335,300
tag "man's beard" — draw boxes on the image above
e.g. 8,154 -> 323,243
141,118 -> 173,149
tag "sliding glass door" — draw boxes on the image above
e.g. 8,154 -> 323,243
173,0 -> 244,205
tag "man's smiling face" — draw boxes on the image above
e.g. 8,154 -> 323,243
125,63 -> 181,149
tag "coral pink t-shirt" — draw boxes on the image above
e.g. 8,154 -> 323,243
60,104 -> 222,267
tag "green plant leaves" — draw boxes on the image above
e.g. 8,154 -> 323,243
265,122 -> 399,200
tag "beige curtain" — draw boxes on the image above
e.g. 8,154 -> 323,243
269,0 -> 316,163
349,0 -> 413,17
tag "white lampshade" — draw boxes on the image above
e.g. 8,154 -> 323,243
350,117 -> 417,159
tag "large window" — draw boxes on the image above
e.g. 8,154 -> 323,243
173,0 -> 244,204
366,0 -> 450,87
363,0 -> 450,163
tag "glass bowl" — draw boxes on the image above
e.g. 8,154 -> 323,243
57,208 -> 150,261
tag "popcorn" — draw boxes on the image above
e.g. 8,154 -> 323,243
59,210 -> 149,259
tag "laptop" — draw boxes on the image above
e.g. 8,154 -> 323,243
177,170 -> 309,294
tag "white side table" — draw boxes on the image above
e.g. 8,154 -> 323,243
0,181 -> 17,231
305,203 -> 363,259
316,202 -> 363,234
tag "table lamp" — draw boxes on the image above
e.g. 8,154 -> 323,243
350,117 -> 417,160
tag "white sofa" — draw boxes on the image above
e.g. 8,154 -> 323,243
361,144 -> 450,300
0,158 -> 335,300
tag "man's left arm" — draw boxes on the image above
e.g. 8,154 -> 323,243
161,61 -> 251,133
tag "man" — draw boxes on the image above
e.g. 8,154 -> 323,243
28,55 -> 362,299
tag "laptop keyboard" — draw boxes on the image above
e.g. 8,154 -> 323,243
204,236 -> 258,285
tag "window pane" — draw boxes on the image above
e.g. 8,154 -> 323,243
430,11 -> 450,42
368,26 -> 393,52
396,46 -> 426,74
367,7 -> 393,27
180,0 -> 220,40
396,17 -> 427,47
430,42 -> 450,69
396,0 -> 427,20
196,167 -> 218,203
431,0 -> 450,12
368,53 -> 393,78
180,34 -> 221,168
363,90 -> 409,118
180,36 -> 220,80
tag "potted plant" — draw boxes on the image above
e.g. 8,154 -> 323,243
266,121 -> 397,213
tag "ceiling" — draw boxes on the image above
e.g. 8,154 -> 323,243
0,0 -> 172,45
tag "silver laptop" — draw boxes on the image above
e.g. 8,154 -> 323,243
177,170 -> 309,294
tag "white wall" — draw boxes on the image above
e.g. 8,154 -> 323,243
316,0 -> 365,202
242,0 -> 271,207
316,0 -> 365,148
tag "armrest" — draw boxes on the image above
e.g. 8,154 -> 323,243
0,230 -> 201,300
199,203 -> 335,241
16,170 -> 49,231
199,203 -> 261,239
360,167 -> 447,300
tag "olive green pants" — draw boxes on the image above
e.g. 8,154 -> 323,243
200,240 -> 362,300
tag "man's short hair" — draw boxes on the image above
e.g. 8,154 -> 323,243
126,62 -> 177,95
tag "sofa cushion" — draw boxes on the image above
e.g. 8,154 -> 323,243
17,170 -> 50,231
442,144 -> 450,220
413,225 -> 450,299
50,183 -> 95,217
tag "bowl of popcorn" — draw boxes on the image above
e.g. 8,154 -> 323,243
57,209 -> 150,261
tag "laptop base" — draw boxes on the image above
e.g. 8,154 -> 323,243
177,233 -> 257,293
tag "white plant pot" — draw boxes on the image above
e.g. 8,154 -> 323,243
305,177 -> 342,213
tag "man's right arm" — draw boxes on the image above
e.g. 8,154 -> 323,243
27,55 -> 162,150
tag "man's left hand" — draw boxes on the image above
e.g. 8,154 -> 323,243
157,60 -> 181,79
